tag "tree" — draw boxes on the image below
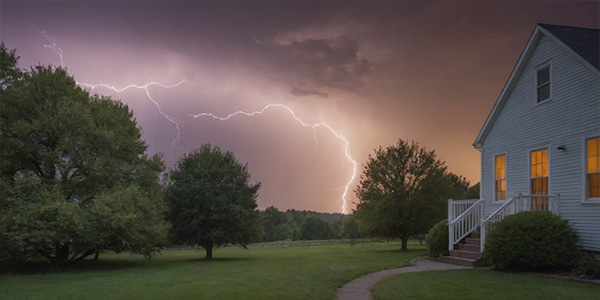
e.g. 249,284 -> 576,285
0,42 -> 22,90
261,206 -> 288,242
354,139 -> 458,251
167,144 -> 261,260
299,216 -> 332,240
0,48 -> 169,267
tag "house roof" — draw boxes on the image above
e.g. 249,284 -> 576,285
538,24 -> 599,70
473,24 -> 600,149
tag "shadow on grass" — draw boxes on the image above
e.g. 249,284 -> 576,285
1,252 -> 257,275
0,256 -> 148,275
181,256 -> 253,263
367,248 -> 426,255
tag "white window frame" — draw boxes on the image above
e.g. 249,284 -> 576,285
493,153 -> 507,202
528,147 -> 550,195
535,61 -> 552,104
582,136 -> 600,204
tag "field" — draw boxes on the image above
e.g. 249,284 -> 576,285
0,241 -> 423,300
2,242 -> 598,300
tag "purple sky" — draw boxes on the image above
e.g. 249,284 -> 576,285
1,1 -> 598,213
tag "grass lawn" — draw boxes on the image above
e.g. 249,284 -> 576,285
0,241 -> 425,300
371,269 -> 600,300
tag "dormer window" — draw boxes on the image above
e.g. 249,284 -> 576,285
536,63 -> 551,102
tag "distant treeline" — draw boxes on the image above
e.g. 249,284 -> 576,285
257,206 -> 346,242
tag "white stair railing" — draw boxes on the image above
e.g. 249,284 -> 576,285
448,198 -> 484,250
480,194 -> 558,251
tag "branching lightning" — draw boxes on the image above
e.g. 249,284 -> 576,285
38,31 -> 357,213
190,104 -> 357,213
40,30 -> 64,67
77,81 -> 187,152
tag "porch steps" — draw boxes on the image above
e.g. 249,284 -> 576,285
440,230 -> 486,267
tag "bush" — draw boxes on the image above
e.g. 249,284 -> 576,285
425,219 -> 448,257
483,211 -> 579,271
577,252 -> 600,279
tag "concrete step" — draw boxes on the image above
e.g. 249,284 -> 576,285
465,237 -> 480,245
440,255 -> 477,267
449,250 -> 482,260
459,243 -> 480,252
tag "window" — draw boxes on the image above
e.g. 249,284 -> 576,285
531,149 -> 548,210
536,64 -> 551,102
494,155 -> 506,201
587,137 -> 600,199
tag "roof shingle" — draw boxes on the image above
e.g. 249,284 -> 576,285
539,23 -> 600,70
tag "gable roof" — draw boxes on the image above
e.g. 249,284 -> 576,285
539,24 -> 599,70
473,24 -> 600,149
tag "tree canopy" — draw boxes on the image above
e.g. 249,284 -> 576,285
0,45 -> 169,267
354,139 -> 469,251
166,144 -> 261,260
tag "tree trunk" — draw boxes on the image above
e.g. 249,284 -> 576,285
205,243 -> 213,260
401,237 -> 408,252
56,243 -> 71,267
93,251 -> 100,261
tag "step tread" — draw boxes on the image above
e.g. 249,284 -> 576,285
449,249 -> 482,259
465,238 -> 481,245
440,256 -> 476,267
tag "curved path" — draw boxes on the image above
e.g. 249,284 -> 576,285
335,258 -> 472,300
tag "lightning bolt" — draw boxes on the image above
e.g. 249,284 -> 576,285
77,81 -> 187,153
37,31 -> 356,213
190,104 -> 357,213
39,30 -> 64,67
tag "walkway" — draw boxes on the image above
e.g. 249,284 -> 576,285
335,258 -> 472,300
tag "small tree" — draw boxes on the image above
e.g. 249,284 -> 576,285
167,144 -> 261,260
354,139 -> 459,251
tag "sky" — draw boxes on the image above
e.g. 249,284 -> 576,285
1,1 -> 598,213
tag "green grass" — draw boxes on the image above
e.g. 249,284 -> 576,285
371,269 -> 600,300
0,241 -> 425,300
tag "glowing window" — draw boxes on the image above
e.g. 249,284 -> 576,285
587,137 -> 600,199
494,155 -> 506,201
536,65 -> 551,103
531,149 -> 548,210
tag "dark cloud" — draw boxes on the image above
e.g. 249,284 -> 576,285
273,36 -> 375,92
290,86 -> 328,98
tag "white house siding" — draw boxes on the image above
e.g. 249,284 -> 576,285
480,34 -> 600,251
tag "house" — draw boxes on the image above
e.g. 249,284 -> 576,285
444,24 -> 600,266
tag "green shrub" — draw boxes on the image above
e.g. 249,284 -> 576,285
483,211 -> 580,271
425,219 -> 448,257
577,252 -> 600,279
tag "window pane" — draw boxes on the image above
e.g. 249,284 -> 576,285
495,155 -> 505,180
537,66 -> 550,85
495,179 -> 506,201
542,149 -> 548,163
537,85 -> 550,102
532,178 -> 548,195
589,156 -> 599,173
589,173 -> 600,198
588,138 -> 598,156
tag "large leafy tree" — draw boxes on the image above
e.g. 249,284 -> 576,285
354,139 -> 467,251
167,144 -> 261,260
0,46 -> 169,267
